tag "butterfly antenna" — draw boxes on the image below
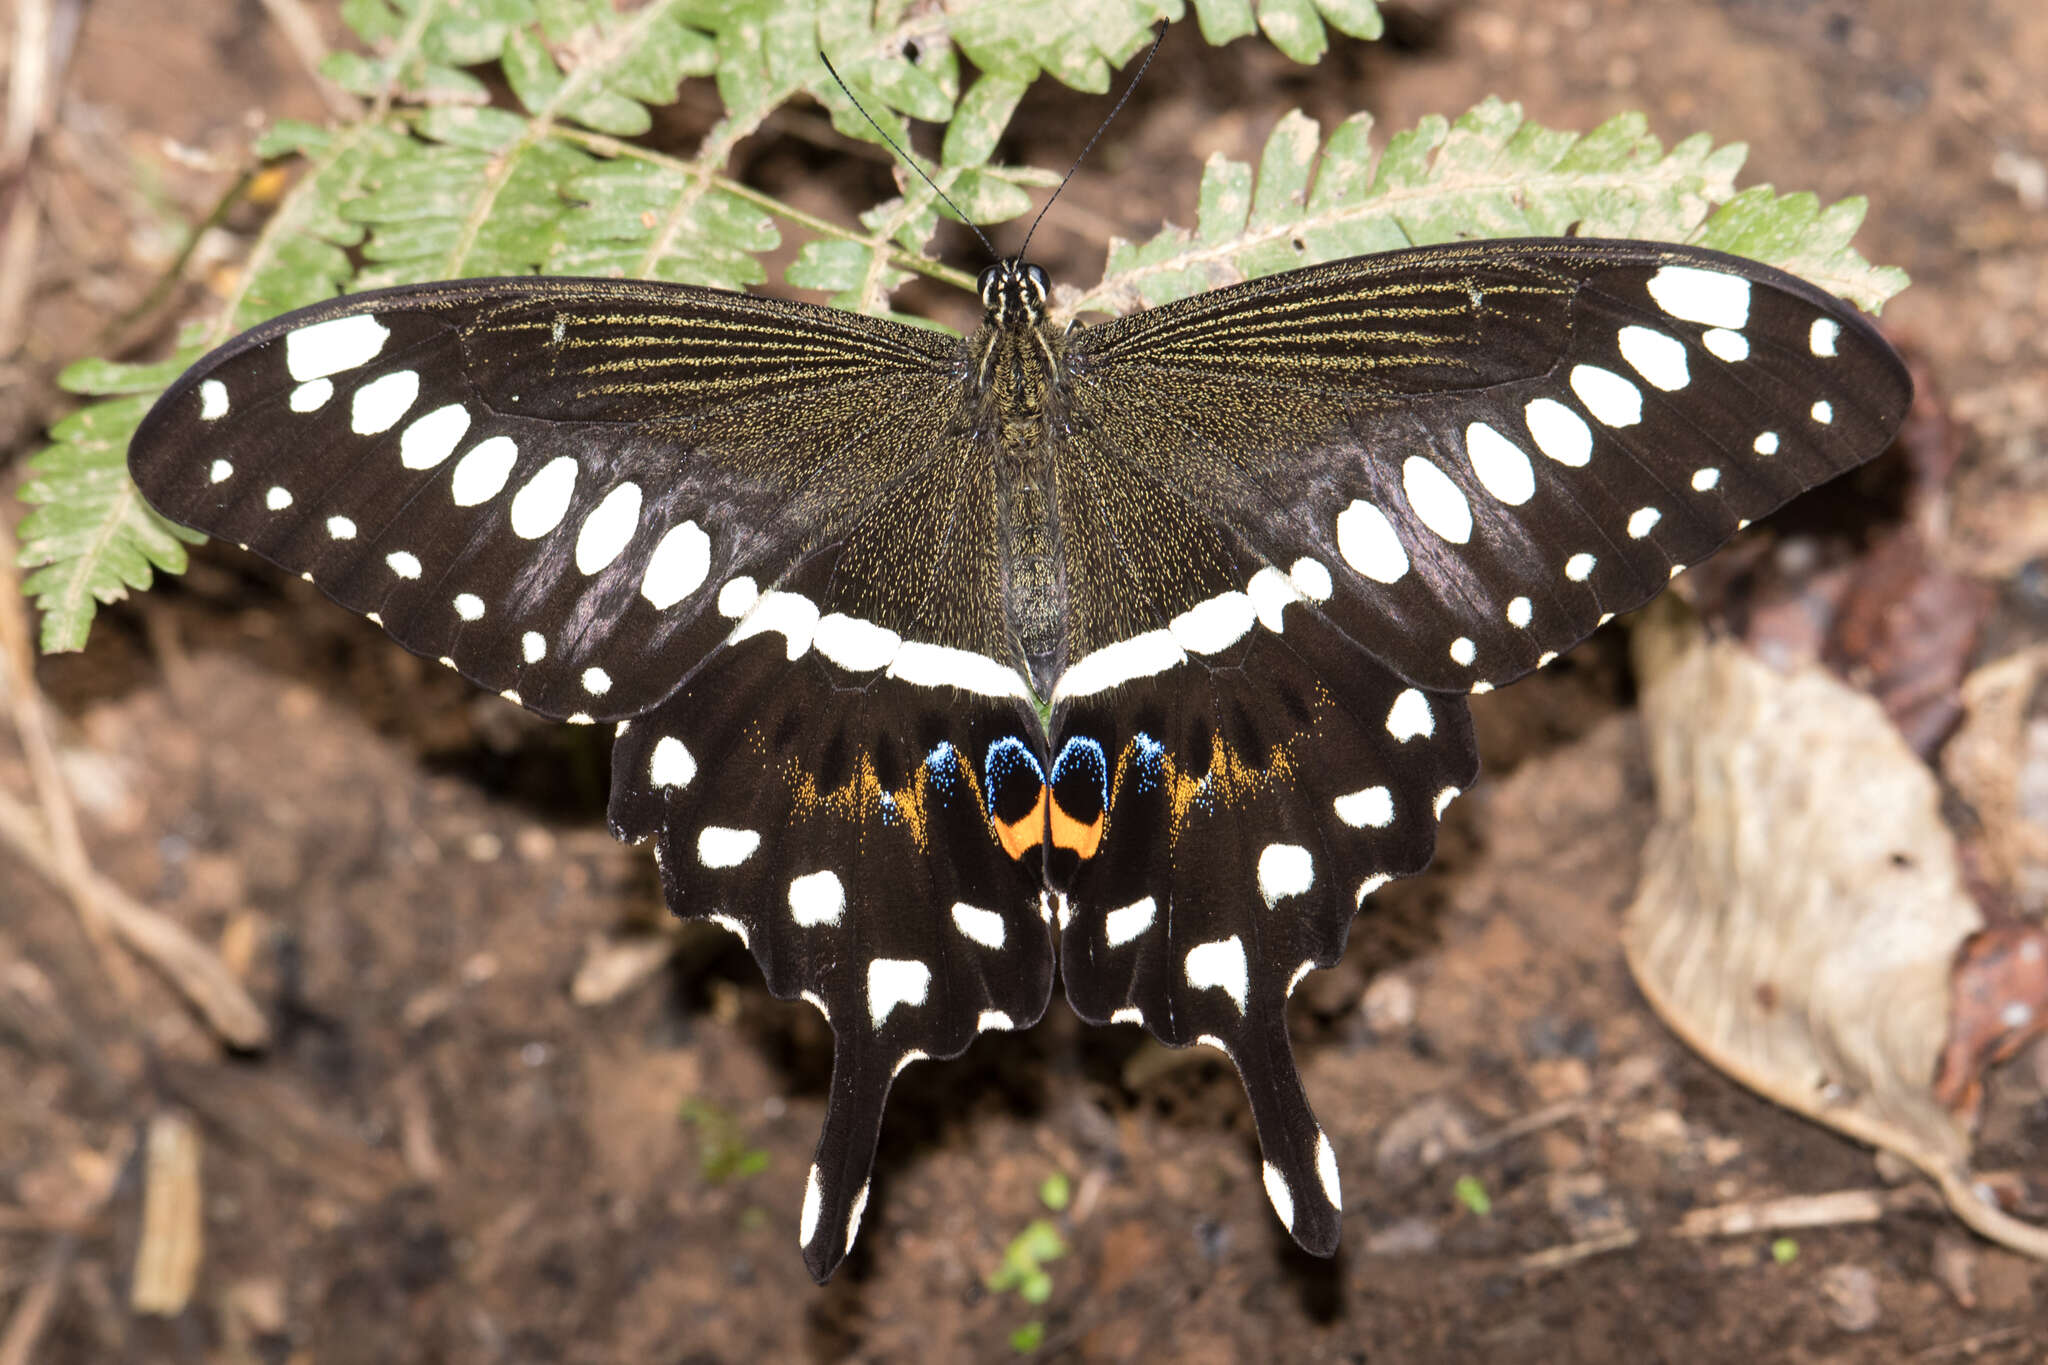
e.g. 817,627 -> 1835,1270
819,52 -> 1000,261
1016,20 -> 1167,259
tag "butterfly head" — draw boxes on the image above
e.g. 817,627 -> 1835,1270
978,259 -> 1051,329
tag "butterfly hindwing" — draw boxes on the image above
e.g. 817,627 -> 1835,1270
1066,239 -> 1913,694
1052,604 -> 1477,1251
607,566 -> 1054,1282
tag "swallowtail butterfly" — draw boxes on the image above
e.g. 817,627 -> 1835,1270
129,236 -> 1910,1281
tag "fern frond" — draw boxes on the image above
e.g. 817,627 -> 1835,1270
1073,98 -> 1901,315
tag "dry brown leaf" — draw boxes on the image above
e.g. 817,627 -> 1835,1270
1621,600 -> 2048,1259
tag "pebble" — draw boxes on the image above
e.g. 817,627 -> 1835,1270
1819,1263 -> 1881,1332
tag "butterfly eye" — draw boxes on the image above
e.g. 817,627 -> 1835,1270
1023,264 -> 1050,301
977,264 -> 1003,304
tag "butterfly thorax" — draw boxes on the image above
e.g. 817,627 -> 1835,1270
974,259 -> 1070,698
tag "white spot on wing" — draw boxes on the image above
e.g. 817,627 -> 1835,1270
573,482 -> 642,575
1263,1162 -> 1295,1232
385,550 -> 421,579
265,486 -> 292,511
950,902 -> 1006,949
729,589 -> 820,661
1336,500 -> 1409,583
581,667 -> 611,695
1103,896 -> 1156,947
1465,422 -> 1536,505
1449,636 -> 1476,666
1247,567 -> 1300,633
399,404 -> 471,471
1627,506 -> 1662,539
1356,873 -> 1391,905
521,630 -> 545,663
1570,364 -> 1643,427
1110,1007 -> 1144,1026
716,576 -> 758,618
1051,630 -> 1185,702
1525,398 -> 1592,467
1565,552 -> 1596,582
799,1165 -> 822,1247
286,313 -> 390,382
641,521 -> 711,609
977,1010 -> 1016,1032
1754,431 -> 1780,455
198,380 -> 228,420
1702,328 -> 1749,362
697,827 -> 759,869
1691,467 -> 1721,492
788,870 -> 845,927
814,613 -> 902,672
1170,591 -> 1257,655
326,515 -> 356,540
886,642 -> 1032,700
1316,1133 -> 1342,1208
350,369 -> 420,435
845,1181 -> 871,1250
509,455 -> 578,539
453,592 -> 484,621
208,460 -> 233,484
1291,558 -> 1332,600
650,736 -> 695,788
1334,786 -> 1393,829
867,958 -> 931,1028
1646,264 -> 1751,329
1507,596 -> 1533,628
1810,317 -> 1841,356
450,436 -> 519,506
290,378 -> 333,412
1386,688 -> 1433,741
1433,786 -> 1461,819
1617,325 -> 1690,391
1811,400 -> 1834,424
1257,843 -> 1314,906
1402,455 -> 1473,544
1184,936 -> 1249,1012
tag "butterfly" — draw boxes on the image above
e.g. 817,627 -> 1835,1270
127,235 -> 1911,1281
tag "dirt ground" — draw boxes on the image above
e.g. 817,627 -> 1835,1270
4,0 -> 2047,1361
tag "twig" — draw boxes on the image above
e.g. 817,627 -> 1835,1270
0,787 -> 270,1048
1673,1185 -> 1943,1239
0,501 -> 142,1009
1912,1326 -> 2032,1360
92,166 -> 257,355
0,0 -> 83,357
0,1129 -> 132,1365
257,0 -> 363,122
0,1233 -> 76,1365
1515,1229 -> 1640,1274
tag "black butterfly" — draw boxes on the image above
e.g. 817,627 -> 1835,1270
128,236 -> 1910,1281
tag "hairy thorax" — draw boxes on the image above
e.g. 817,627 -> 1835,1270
973,319 -> 1070,699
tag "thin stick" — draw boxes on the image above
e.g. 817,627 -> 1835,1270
257,0 -> 364,121
0,511 -> 141,1008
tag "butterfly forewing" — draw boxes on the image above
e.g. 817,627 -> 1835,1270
127,234 -> 1910,1282
128,279 -> 974,721
1064,240 -> 1912,694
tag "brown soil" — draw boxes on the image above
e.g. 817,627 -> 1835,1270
4,1 -> 2046,1361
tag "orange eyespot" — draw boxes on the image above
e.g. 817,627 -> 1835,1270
1048,796 -> 1104,861
992,787 -> 1047,860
